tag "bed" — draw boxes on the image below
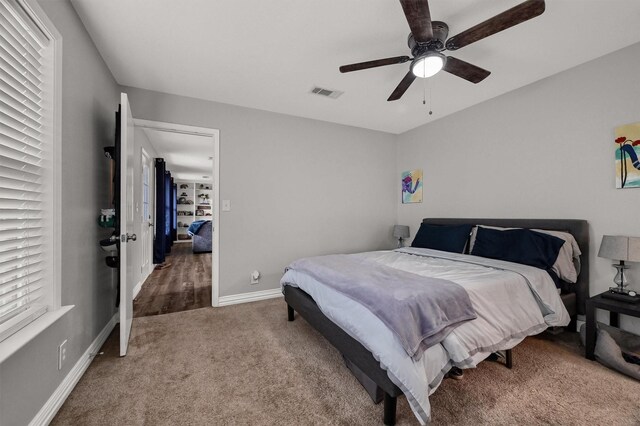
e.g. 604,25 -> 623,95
281,218 -> 589,425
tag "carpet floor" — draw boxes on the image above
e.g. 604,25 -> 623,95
53,298 -> 640,425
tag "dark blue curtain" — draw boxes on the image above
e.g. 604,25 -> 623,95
164,172 -> 172,253
153,159 -> 167,264
171,183 -> 177,243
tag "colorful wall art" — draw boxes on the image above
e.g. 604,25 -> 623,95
401,169 -> 423,203
614,122 -> 640,189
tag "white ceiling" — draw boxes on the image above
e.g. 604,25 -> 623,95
72,0 -> 640,134
142,128 -> 214,182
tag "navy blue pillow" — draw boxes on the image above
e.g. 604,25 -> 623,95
471,227 -> 564,269
411,224 -> 473,253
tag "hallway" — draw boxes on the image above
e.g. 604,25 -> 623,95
133,244 -> 212,317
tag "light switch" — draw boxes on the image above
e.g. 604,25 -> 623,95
222,200 -> 231,211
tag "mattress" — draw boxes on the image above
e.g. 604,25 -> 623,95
280,247 -> 570,424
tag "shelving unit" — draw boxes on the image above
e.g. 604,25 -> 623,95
176,181 -> 195,241
195,182 -> 213,219
175,180 -> 213,242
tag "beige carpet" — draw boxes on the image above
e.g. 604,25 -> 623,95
53,299 -> 640,425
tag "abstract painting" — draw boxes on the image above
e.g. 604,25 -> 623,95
614,122 -> 640,188
401,169 -> 423,203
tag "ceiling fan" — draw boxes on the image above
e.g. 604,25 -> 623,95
339,0 -> 546,101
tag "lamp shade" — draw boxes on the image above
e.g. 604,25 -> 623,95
393,225 -> 410,239
598,235 -> 640,262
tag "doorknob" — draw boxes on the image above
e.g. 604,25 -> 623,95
148,222 -> 154,227
121,233 -> 137,242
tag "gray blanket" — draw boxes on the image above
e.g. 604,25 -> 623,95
288,254 -> 477,360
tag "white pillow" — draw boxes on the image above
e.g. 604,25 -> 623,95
469,225 -> 581,283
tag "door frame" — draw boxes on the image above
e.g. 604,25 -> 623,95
133,118 -> 221,307
140,147 -> 153,281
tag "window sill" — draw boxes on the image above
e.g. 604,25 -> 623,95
0,305 -> 74,364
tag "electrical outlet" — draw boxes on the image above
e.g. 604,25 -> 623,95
58,340 -> 67,370
250,270 -> 260,285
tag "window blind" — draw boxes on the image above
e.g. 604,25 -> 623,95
0,0 -> 50,341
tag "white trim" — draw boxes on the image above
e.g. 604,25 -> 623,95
132,118 -> 221,308
140,146 -> 154,278
14,0 -> 62,311
135,264 -> 153,299
132,280 -> 143,299
0,305 -> 73,364
0,0 -> 62,344
28,312 -> 118,426
42,0 -> 63,311
211,128 -> 220,307
0,305 -> 47,344
217,288 -> 283,307
134,119 -> 216,137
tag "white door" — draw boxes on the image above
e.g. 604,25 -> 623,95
140,150 -> 152,277
120,93 -> 136,356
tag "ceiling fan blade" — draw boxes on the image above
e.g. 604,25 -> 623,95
399,0 -> 433,43
445,0 -> 545,51
387,71 -> 417,101
339,56 -> 411,73
443,56 -> 490,83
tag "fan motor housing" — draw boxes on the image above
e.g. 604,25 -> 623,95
408,21 -> 449,55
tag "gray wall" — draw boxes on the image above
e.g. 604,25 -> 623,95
396,42 -> 640,331
0,1 -> 120,424
122,87 -> 398,297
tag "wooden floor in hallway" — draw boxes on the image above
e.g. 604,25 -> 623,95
133,243 -> 212,318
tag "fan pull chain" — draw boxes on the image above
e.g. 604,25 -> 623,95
422,78 -> 433,115
429,79 -> 433,115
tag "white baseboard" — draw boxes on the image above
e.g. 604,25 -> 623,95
29,312 -> 119,426
132,280 -> 143,299
134,266 -> 154,299
218,288 -> 282,307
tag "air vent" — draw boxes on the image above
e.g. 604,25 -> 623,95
310,86 -> 343,99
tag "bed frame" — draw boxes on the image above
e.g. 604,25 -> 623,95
284,218 -> 589,425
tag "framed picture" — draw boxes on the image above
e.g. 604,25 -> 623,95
401,169 -> 423,204
614,122 -> 640,188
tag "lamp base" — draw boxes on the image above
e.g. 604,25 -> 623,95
612,262 -> 629,291
609,286 -> 632,295
602,290 -> 640,304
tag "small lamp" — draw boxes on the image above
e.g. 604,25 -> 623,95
393,225 -> 410,248
598,235 -> 640,294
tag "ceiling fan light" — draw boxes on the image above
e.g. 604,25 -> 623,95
411,53 -> 445,78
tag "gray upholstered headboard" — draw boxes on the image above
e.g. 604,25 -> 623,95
422,218 -> 589,316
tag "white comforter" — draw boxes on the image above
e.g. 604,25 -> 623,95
280,248 -> 570,424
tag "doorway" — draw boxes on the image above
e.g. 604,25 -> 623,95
131,119 -> 220,317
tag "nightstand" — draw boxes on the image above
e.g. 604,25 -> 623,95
585,292 -> 640,360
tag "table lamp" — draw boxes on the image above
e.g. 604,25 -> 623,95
393,225 -> 410,248
598,235 -> 640,294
